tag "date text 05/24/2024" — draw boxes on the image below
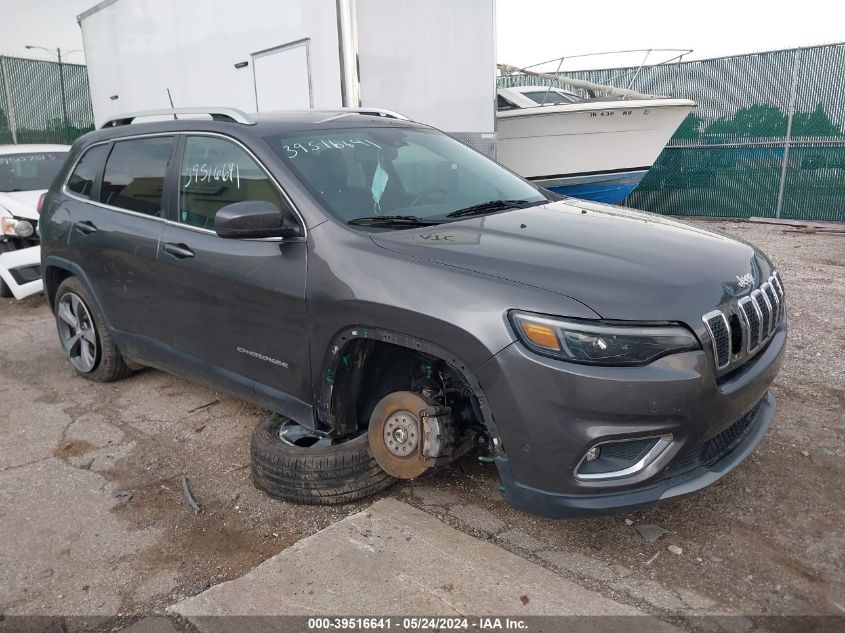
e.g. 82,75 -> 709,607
307,618 -> 529,630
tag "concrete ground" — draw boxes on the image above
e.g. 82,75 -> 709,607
0,221 -> 843,631
170,500 -> 666,620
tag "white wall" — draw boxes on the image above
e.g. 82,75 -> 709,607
354,0 -> 496,135
80,0 -> 497,140
80,0 -> 344,126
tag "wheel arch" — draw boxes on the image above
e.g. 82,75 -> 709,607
43,257 -> 112,329
315,325 -> 501,452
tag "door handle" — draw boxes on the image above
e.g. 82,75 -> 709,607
75,220 -> 98,235
163,242 -> 195,259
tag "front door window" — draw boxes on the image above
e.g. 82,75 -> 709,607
179,136 -> 287,230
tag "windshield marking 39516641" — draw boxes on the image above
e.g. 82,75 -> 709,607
268,127 -> 547,229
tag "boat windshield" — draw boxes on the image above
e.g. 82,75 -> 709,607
266,126 -> 546,227
522,89 -> 580,105
0,152 -> 66,192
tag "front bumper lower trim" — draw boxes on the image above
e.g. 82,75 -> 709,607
574,434 -> 673,481
495,391 -> 776,519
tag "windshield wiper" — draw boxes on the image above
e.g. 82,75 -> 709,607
347,215 -> 439,227
446,199 -> 543,218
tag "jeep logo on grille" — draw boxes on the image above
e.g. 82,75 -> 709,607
735,273 -> 755,288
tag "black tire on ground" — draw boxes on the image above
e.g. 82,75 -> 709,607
54,276 -> 133,383
251,414 -> 396,505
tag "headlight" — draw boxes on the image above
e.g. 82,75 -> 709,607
2,217 -> 34,238
510,311 -> 701,366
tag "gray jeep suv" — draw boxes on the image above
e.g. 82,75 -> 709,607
40,107 -> 786,518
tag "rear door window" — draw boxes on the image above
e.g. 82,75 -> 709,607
100,137 -> 175,216
66,145 -> 109,199
178,136 -> 286,230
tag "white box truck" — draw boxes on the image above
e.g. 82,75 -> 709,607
78,0 -> 496,155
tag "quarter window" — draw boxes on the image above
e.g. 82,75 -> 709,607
179,136 -> 286,230
100,137 -> 175,216
67,145 -> 109,199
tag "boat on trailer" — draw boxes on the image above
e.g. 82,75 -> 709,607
496,59 -> 696,204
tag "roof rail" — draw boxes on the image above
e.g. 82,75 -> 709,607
101,107 -> 255,128
317,107 -> 410,123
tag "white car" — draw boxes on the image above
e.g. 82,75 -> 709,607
0,144 -> 70,299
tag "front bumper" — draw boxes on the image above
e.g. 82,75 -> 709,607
496,392 -> 775,518
475,320 -> 786,518
0,242 -> 43,299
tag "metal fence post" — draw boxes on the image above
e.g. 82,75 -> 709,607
776,49 -> 802,219
57,48 -> 70,143
1,56 -> 19,144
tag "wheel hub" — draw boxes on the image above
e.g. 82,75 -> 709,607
383,411 -> 419,457
369,391 -> 432,479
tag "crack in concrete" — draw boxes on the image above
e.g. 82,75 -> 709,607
0,454 -> 57,472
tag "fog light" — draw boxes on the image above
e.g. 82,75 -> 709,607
15,220 -> 34,238
585,446 -> 601,462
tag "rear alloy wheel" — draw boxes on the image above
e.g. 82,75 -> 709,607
56,292 -> 98,373
250,414 -> 396,505
54,277 -> 132,382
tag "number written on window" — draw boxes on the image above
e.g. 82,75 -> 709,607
179,136 -> 286,230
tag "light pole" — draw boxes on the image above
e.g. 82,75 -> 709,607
25,46 -> 82,142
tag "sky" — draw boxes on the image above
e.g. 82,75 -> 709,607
1,0 -> 843,68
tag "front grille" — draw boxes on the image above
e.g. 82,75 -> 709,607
703,311 -> 731,368
738,297 -> 761,350
763,283 -> 779,322
756,288 -> 771,334
702,271 -> 784,370
702,402 -> 760,463
671,399 -> 763,475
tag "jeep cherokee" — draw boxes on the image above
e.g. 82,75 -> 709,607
39,107 -> 786,518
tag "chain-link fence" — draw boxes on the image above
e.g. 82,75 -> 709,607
0,55 -> 95,146
499,43 -> 845,221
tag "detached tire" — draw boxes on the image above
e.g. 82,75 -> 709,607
250,414 -> 396,505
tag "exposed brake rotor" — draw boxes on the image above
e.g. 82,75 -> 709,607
368,390 -> 448,479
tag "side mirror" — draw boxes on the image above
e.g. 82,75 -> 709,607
214,200 -> 301,239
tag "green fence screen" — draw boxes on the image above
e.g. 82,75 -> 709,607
0,55 -> 95,146
499,43 -> 845,221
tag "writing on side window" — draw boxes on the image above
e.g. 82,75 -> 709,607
183,163 -> 241,188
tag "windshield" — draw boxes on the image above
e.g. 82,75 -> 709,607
0,152 -> 67,192
267,127 -> 546,227
523,90 -> 579,105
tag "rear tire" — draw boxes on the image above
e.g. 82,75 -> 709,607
250,414 -> 396,505
54,276 -> 132,382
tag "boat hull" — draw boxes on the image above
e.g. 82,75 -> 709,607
541,169 -> 649,204
496,99 -> 694,203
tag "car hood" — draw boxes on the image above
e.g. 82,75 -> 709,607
370,200 -> 772,323
0,190 -> 43,220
